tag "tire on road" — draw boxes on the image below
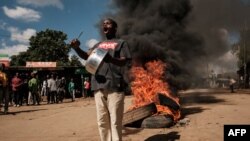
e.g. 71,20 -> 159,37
141,114 -> 174,128
123,103 -> 157,126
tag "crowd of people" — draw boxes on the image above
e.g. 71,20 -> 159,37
0,67 -> 92,114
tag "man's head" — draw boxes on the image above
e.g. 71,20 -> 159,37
102,18 -> 117,39
31,72 -> 35,78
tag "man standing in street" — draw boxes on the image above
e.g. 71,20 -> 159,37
28,72 -> 40,105
68,78 -> 76,102
47,74 -> 57,104
229,77 -> 236,93
70,18 -> 131,141
11,72 -> 22,107
84,78 -> 91,97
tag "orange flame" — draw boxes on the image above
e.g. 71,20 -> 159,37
129,60 -> 181,122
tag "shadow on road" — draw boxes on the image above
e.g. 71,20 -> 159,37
181,106 -> 206,118
145,131 -> 180,141
180,93 -> 226,106
122,127 -> 143,136
179,89 -> 228,118
0,109 -> 47,116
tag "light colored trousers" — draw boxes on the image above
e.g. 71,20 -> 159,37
28,91 -> 32,104
69,90 -> 75,101
94,89 -> 125,141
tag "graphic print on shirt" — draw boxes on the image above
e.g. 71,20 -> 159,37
98,41 -> 118,50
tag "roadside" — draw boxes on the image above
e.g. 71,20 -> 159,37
0,88 -> 250,141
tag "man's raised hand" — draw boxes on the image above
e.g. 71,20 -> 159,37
70,39 -> 81,49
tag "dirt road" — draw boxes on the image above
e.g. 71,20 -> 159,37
0,88 -> 250,141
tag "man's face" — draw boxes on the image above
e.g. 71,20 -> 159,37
102,19 -> 116,35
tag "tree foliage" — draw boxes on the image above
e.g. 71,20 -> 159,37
231,28 -> 250,88
234,28 -> 250,68
69,55 -> 83,66
10,52 -> 30,66
10,29 -> 82,67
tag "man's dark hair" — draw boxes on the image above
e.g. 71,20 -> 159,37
105,18 -> 117,28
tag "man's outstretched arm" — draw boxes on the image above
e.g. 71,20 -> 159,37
70,39 -> 89,60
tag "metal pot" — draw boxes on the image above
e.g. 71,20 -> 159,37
85,48 -> 108,74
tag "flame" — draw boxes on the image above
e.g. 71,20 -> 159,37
129,60 -> 181,122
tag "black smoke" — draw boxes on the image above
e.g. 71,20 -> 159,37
188,0 -> 250,72
100,0 -> 205,89
99,0 -> 250,89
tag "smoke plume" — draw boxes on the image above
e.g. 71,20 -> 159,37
188,0 -> 250,73
101,0 -> 250,89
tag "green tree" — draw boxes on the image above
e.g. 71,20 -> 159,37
10,29 -> 72,66
69,55 -> 83,66
10,52 -> 30,66
233,28 -> 250,88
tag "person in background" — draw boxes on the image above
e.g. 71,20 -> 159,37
57,76 -> 66,103
18,73 -> 27,106
84,78 -> 91,97
229,77 -> 236,93
47,74 -> 57,104
68,78 -> 75,102
41,75 -> 49,102
11,72 -> 22,107
0,63 -> 9,114
22,73 -> 30,106
70,18 -> 131,141
28,72 -> 40,105
55,75 -> 61,103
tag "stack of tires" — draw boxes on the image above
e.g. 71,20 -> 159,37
123,103 -> 174,128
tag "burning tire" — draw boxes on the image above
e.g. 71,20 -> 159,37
123,103 -> 157,126
141,115 -> 174,128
